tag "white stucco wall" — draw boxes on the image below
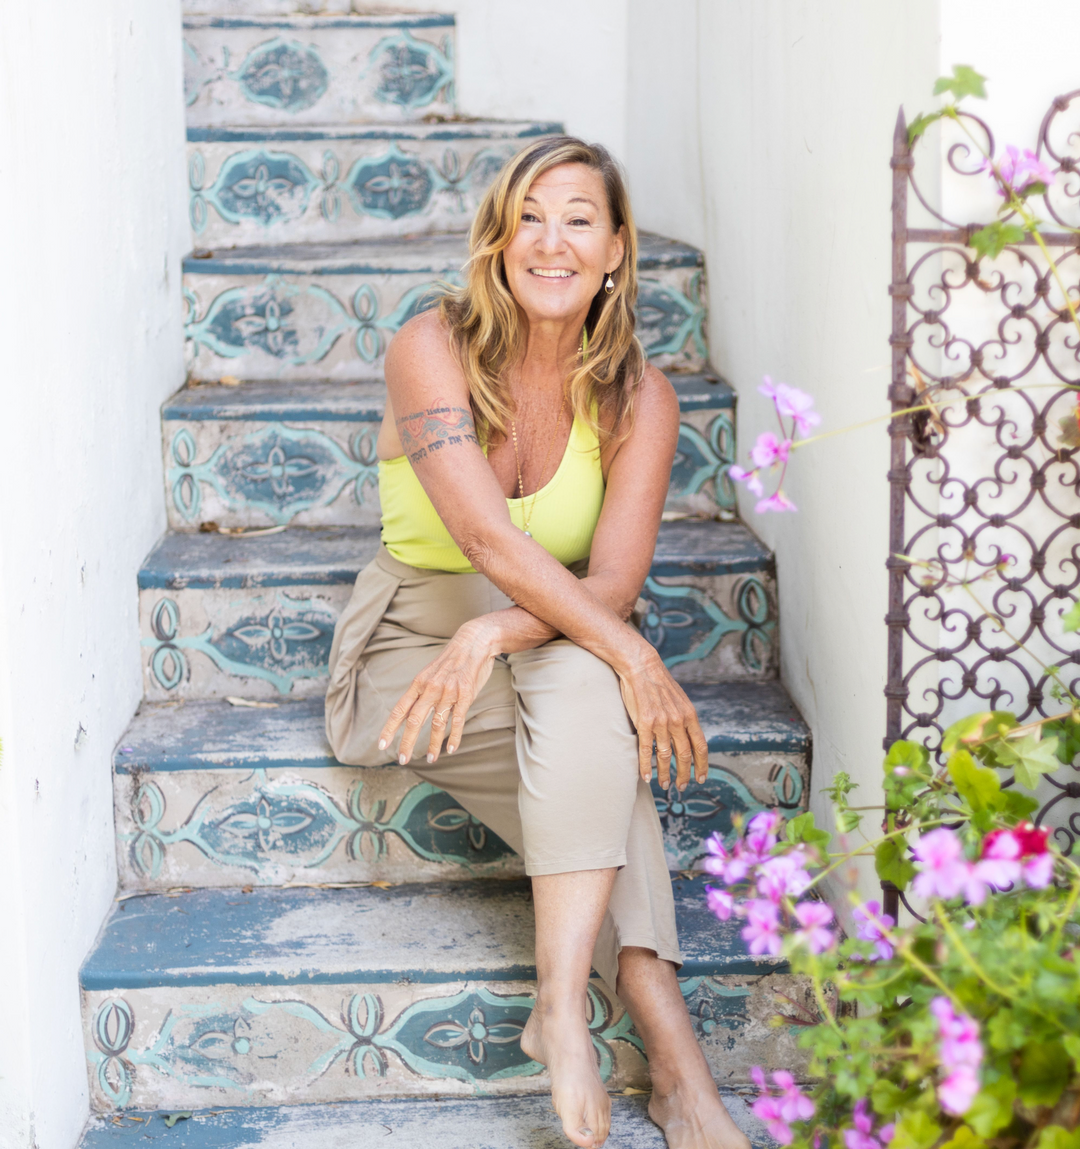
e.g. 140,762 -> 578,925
0,4 -> 188,1146
626,0 -> 942,901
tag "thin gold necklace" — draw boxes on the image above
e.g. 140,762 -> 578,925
508,329 -> 586,538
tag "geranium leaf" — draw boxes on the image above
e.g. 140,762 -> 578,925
969,221 -> 1027,260
907,111 -> 941,146
933,65 -> 988,101
947,749 -> 1001,811
965,1075 -> 1017,1136
891,1110 -> 941,1149
875,836 -> 915,891
1062,598 -> 1080,634
1018,1041 -> 1070,1106
1036,1128 -> 1080,1149
1009,734 -> 1062,790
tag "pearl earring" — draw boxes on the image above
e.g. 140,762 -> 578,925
604,273 -> 615,295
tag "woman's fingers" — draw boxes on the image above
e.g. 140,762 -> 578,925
654,724 -> 674,790
397,680 -> 445,764
426,695 -> 455,763
671,725 -> 694,791
378,681 -> 423,752
690,716 -> 710,784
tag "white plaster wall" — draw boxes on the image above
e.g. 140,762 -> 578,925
626,0 -> 942,901
0,3 -> 188,1146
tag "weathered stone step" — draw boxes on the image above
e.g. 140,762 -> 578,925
138,521 -> 776,701
78,1093 -> 769,1148
184,13 -> 456,128
187,122 -> 560,247
80,878 -> 811,1111
112,681 -> 809,891
182,233 -> 709,382
161,375 -> 735,531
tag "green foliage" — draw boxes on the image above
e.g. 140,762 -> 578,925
969,221 -> 1027,260
1063,598 -> 1080,634
933,64 -> 988,101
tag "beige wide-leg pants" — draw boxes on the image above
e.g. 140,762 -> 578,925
325,547 -> 681,991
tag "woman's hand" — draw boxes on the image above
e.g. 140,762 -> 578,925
616,642 -> 710,792
378,619 -> 498,765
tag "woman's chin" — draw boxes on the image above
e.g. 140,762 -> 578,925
515,295 -> 593,327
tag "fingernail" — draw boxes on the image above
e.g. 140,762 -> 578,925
447,744 -> 456,754
398,754 -> 407,765
426,753 -> 434,764
378,739 -> 387,750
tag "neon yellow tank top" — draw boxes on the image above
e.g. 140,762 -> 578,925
379,414 -> 605,573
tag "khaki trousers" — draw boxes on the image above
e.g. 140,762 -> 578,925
325,547 -> 681,990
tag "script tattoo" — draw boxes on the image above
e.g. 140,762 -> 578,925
396,401 -> 478,465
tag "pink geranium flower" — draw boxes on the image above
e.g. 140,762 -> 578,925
844,1100 -> 892,1149
985,145 -> 1055,196
756,851 -> 812,903
760,377 -> 821,437
930,997 -> 982,1115
852,900 -> 895,961
911,828 -> 970,900
756,491 -> 798,514
706,887 -> 735,921
750,1066 -> 815,1145
742,899 -> 783,956
728,464 -> 764,497
750,432 -> 792,469
793,901 -> 836,953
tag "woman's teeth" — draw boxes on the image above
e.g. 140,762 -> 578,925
530,268 -> 574,278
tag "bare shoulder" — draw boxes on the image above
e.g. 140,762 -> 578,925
635,363 -> 679,420
385,307 -> 458,375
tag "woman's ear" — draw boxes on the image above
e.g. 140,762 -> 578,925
608,225 -> 627,275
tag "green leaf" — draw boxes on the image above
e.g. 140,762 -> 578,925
1036,1128 -> 1080,1149
965,1076 -> 1016,1136
883,740 -> 931,810
969,221 -> 1027,260
947,749 -> 1001,811
942,712 -> 1016,754
907,111 -> 941,146
891,1110 -> 941,1149
1063,598 -> 1080,634
999,733 -> 1062,790
875,836 -> 915,891
163,1113 -> 193,1129
1064,1032 -> 1080,1069
837,808 -> 863,833
1000,788 -> 1040,820
940,1128 -> 985,1149
933,65 -> 988,101
870,1078 -> 908,1117
784,811 -> 832,850
1017,1041 -> 1071,1106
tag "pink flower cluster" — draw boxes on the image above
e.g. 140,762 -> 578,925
844,1100 -> 894,1149
912,824 -> 1053,904
930,997 -> 983,1115
729,377 -> 819,514
983,145 -> 1055,198
851,900 -> 896,962
750,1067 -> 815,1145
703,811 -> 836,956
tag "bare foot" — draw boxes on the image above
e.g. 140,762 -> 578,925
648,1083 -> 753,1149
521,997 -> 611,1147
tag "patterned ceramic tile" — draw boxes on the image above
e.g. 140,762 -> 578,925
185,15 -> 456,127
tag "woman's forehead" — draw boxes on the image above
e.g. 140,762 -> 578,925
525,162 -> 606,204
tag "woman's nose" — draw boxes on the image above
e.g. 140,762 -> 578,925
536,219 -> 567,253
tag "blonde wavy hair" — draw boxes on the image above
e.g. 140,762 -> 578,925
439,135 -> 644,445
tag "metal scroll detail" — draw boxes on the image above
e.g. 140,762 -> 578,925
886,95 -> 1080,873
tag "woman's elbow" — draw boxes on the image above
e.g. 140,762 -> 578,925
458,530 -> 499,574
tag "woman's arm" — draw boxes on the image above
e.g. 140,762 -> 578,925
379,311 -> 707,785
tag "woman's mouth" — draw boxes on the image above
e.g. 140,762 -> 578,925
529,268 -> 575,278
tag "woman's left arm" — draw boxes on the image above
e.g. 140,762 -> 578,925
385,367 -> 685,767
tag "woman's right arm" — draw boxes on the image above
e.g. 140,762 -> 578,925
380,312 -> 708,781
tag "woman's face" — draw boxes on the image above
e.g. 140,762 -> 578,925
502,162 -> 626,329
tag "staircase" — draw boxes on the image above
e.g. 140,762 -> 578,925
77,9 -> 811,1145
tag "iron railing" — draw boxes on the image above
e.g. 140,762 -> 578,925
884,95 -> 1080,918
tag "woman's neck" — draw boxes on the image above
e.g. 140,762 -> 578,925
517,315 -> 587,393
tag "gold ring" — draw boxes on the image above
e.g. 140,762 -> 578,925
436,706 -> 453,719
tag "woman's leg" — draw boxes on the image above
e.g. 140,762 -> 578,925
617,949 -> 752,1149
521,869 -> 617,1149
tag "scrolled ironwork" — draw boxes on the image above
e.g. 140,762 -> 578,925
885,97 -> 1080,915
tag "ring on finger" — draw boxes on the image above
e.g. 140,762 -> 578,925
657,745 -> 673,758
435,706 -> 453,719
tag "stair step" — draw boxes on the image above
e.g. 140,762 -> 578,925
80,878 -> 810,1110
187,121 -> 561,247
137,521 -> 776,701
112,681 -> 808,891
184,13 -> 456,129
182,233 -> 709,382
161,375 -> 735,530
78,1093 -> 769,1149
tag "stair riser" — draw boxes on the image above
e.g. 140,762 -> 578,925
84,973 -> 814,1111
184,16 -> 455,128
139,570 -> 777,702
183,264 -> 709,383
161,405 -> 735,531
113,751 -> 808,891
188,132 -> 551,247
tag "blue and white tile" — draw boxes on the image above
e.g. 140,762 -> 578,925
81,880 -> 815,1110
182,233 -> 709,383
137,523 -> 773,700
185,14 -> 455,127
187,123 -> 558,246
111,685 -> 808,890
162,377 -> 735,531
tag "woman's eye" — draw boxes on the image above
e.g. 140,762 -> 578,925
521,212 -> 540,223
569,217 -> 591,226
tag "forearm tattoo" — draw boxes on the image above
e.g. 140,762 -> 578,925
396,401 -> 478,465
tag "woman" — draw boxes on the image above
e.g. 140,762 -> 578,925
325,136 -> 751,1149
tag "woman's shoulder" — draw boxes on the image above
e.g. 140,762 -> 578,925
601,363 -> 677,433
388,306 -> 452,358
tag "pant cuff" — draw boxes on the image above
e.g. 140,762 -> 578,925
524,851 -> 627,877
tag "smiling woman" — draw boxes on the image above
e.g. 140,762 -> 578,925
325,137 -> 750,1149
